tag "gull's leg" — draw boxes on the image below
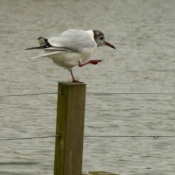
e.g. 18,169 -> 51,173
70,70 -> 82,83
78,60 -> 102,67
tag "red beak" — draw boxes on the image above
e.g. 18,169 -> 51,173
105,41 -> 116,49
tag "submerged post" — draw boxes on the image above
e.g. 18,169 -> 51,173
54,82 -> 86,175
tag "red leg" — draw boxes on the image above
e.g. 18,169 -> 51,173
78,60 -> 102,67
70,70 -> 82,83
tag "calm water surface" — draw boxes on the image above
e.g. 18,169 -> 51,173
1,0 -> 175,174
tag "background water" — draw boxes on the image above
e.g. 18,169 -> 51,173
1,0 -> 175,174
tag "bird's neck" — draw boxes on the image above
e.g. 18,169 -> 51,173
86,30 -> 95,42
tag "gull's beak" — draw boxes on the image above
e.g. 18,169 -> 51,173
105,41 -> 116,49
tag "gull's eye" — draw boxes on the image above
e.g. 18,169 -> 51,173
99,36 -> 104,40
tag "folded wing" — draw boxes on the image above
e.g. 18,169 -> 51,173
26,29 -> 95,59
48,29 -> 95,52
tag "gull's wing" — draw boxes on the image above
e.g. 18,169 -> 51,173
47,29 -> 95,52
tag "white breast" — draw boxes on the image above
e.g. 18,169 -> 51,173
45,46 -> 97,70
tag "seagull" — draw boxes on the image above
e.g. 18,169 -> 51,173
26,29 -> 115,82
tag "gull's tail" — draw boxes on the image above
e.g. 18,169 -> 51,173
26,37 -> 60,59
25,37 -> 51,50
31,51 -> 60,59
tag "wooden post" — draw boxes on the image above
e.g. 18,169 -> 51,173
54,82 -> 86,175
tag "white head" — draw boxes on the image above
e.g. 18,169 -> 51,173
93,30 -> 116,49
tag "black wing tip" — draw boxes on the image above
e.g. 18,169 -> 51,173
38,37 -> 45,40
26,37 -> 51,50
25,46 -> 43,50
25,47 -> 34,50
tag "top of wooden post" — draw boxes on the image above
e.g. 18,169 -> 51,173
59,81 -> 86,85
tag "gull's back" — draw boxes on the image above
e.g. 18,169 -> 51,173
48,29 -> 96,52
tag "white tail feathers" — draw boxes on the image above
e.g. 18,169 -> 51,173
31,51 -> 60,59
31,55 -> 43,59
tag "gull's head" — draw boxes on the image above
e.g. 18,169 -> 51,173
93,30 -> 116,49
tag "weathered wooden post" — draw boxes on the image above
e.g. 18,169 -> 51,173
54,82 -> 86,175
54,82 -> 116,175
